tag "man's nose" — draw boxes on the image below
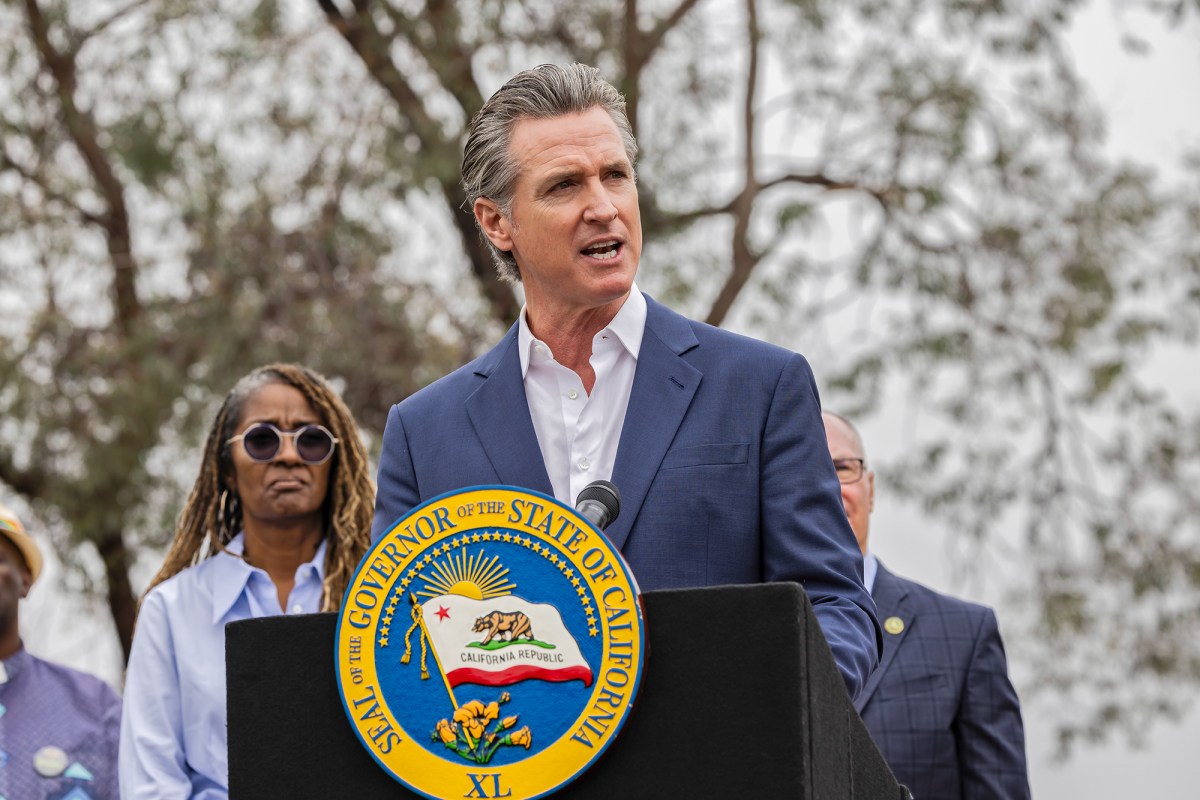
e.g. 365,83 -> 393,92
582,182 -> 618,223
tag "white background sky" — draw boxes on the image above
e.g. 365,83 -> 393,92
13,1 -> 1200,796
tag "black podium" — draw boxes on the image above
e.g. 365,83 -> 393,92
227,582 -> 906,798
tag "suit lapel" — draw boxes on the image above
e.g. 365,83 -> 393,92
465,326 -> 554,496
855,560 -> 913,713
606,297 -> 701,551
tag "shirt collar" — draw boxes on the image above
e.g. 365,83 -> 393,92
0,646 -> 32,685
518,284 -> 647,377
210,532 -> 328,624
863,549 -> 878,595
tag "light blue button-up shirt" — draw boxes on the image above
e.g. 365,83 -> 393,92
119,533 -> 326,799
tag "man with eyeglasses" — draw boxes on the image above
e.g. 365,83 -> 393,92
822,411 -> 1031,800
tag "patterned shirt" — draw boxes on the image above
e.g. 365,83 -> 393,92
0,647 -> 121,800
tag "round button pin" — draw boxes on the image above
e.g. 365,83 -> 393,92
884,616 -> 905,635
33,745 -> 68,777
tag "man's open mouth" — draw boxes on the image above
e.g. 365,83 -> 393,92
581,240 -> 621,260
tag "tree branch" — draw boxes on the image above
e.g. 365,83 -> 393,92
316,0 -> 442,149
75,0 -> 158,48
96,528 -> 137,661
759,171 -> 894,205
640,0 -> 705,64
705,0 -> 762,327
0,143 -> 107,226
317,0 -> 518,324
619,0 -> 701,133
380,0 -> 484,119
644,196 -> 737,233
23,0 -> 141,334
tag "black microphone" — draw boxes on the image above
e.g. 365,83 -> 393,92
575,480 -> 621,531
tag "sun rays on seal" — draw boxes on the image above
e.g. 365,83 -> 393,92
416,547 -> 516,601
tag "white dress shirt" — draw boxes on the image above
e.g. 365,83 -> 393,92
518,285 -> 647,506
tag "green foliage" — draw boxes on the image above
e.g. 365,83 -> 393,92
109,108 -> 178,189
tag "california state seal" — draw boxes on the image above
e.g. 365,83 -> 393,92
336,486 -> 645,800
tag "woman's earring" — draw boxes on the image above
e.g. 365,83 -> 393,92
218,488 -> 241,540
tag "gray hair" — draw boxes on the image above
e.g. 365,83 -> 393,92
461,63 -> 639,283
821,410 -> 868,462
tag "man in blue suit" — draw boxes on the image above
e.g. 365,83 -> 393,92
822,411 -> 1031,799
371,62 -> 880,698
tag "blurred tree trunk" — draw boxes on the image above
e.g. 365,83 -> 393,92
19,0 -> 145,657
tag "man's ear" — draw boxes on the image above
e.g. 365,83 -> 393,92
474,197 -> 514,253
18,568 -> 31,601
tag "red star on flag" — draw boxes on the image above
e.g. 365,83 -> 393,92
436,606 -> 451,621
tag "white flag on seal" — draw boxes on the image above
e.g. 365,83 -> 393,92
418,594 -> 593,689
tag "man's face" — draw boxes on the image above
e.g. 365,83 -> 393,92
474,106 -> 642,324
0,537 -> 32,634
823,414 -> 874,555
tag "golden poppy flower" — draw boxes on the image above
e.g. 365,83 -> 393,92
510,726 -> 532,749
454,700 -> 486,723
435,719 -> 457,745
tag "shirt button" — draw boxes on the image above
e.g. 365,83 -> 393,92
578,457 -> 590,470
567,390 -> 578,400
291,604 -> 304,614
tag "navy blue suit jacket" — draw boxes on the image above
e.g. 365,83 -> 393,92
858,560 -> 1030,800
371,295 -> 880,697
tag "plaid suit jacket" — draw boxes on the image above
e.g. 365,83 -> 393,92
857,560 -> 1031,800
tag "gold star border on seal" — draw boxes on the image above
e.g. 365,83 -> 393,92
378,530 -> 599,646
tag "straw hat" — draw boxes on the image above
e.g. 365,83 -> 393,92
0,502 -> 43,584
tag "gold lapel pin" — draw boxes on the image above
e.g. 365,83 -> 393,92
884,616 -> 905,635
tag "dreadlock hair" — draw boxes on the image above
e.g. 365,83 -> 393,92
148,363 -> 375,612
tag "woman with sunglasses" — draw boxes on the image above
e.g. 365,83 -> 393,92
120,363 -> 374,799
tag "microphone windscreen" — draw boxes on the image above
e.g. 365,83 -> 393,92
575,480 -> 621,526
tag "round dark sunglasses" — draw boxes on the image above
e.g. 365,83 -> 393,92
226,422 -> 339,465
